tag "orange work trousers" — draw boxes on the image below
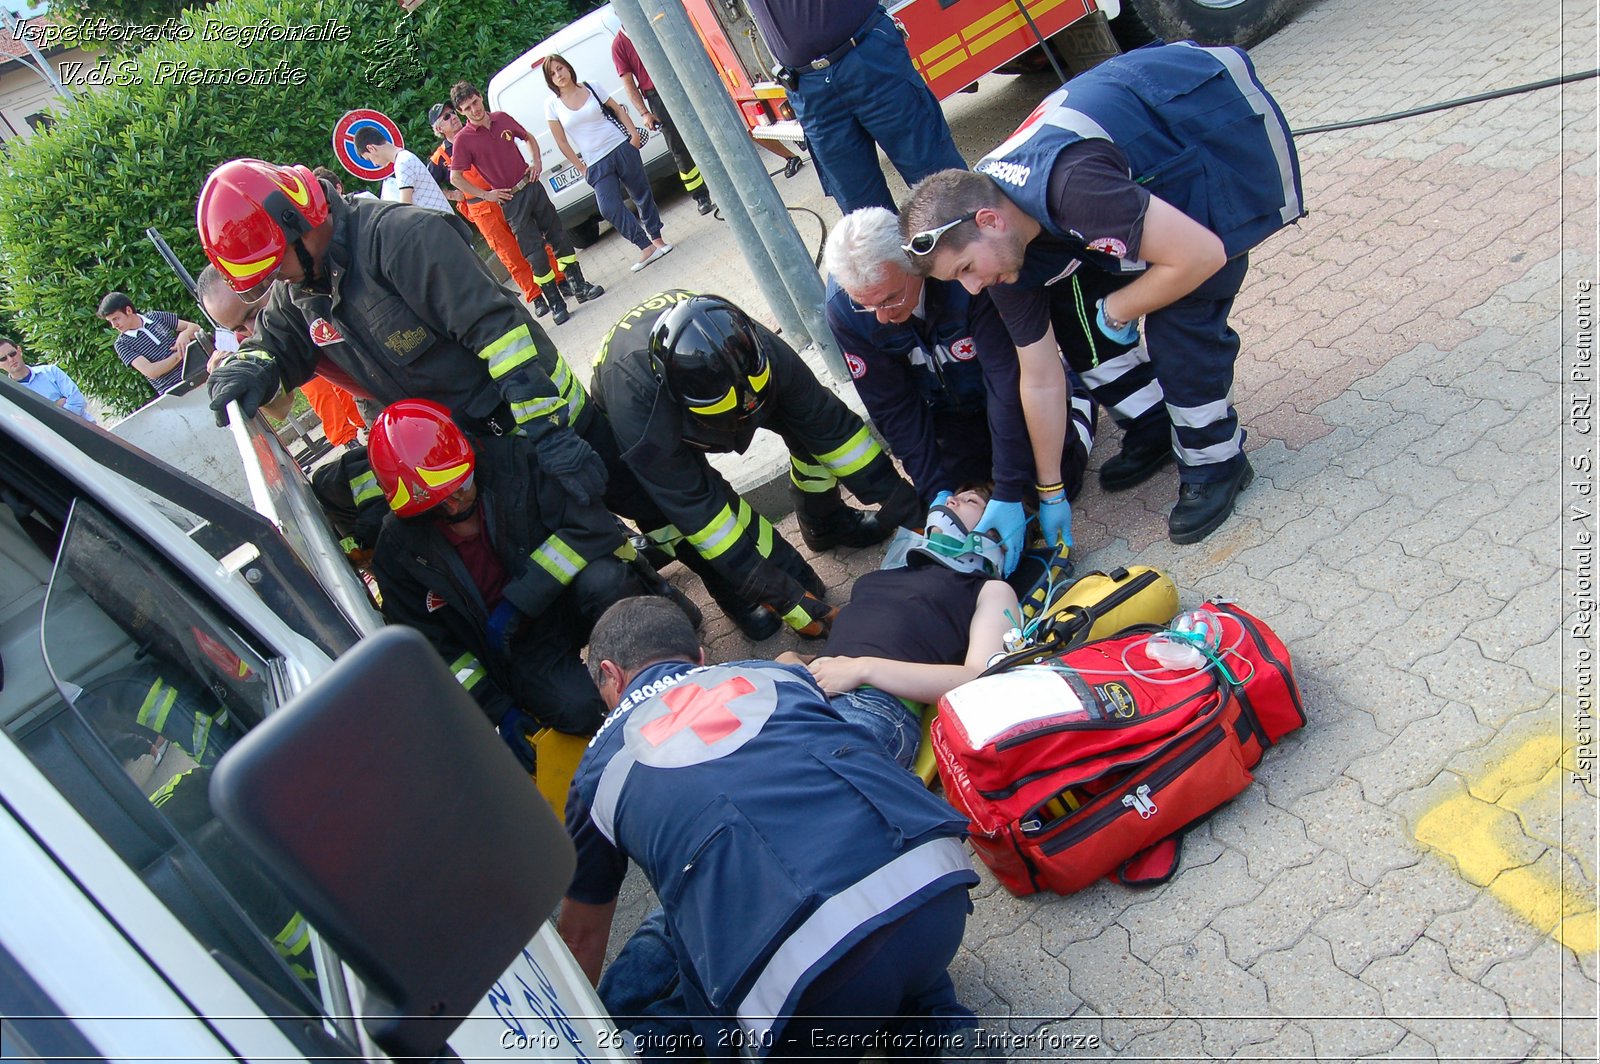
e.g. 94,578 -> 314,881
462,199 -> 564,302
301,376 -> 366,447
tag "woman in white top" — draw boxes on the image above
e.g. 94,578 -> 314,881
543,53 -> 671,272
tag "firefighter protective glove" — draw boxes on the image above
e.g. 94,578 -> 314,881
1095,299 -> 1141,346
207,352 -> 282,427
496,708 -> 541,774
486,600 -> 524,654
1037,491 -> 1073,552
976,499 -> 1027,577
785,592 -> 838,640
532,425 -> 609,507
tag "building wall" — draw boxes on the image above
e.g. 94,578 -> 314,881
0,47 -> 99,144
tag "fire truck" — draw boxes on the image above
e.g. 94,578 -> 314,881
681,0 -> 1288,147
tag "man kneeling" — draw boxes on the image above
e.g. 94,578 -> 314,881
562,596 -> 982,1059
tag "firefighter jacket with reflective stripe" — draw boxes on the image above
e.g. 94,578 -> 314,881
244,184 -> 590,434
591,292 -> 913,617
308,445 -> 387,551
977,42 -> 1304,267
370,431 -> 626,725
824,276 -> 1036,504
567,660 -> 977,1041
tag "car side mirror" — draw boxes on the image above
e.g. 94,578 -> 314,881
210,626 -> 576,1061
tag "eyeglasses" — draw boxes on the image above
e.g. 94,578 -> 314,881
902,211 -> 977,257
848,275 -> 913,314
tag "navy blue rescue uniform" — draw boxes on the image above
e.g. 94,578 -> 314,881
826,275 -> 1098,506
567,659 -> 979,1057
977,42 -> 1304,483
750,3 -> 966,213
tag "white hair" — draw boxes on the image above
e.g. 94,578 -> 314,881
822,207 -> 912,294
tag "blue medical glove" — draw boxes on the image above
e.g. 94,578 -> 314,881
1038,494 -> 1074,551
930,490 -> 953,510
975,499 -> 1027,577
486,600 -> 524,653
496,708 -> 541,773
1095,299 -> 1141,346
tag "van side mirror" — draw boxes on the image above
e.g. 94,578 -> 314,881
210,626 -> 576,1061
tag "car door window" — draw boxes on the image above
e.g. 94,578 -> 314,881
15,496 -> 323,1015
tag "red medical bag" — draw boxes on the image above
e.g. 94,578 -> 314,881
931,602 -> 1304,896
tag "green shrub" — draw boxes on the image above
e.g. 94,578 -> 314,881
0,0 -> 577,414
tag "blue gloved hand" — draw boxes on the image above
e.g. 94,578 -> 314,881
486,600 -> 524,653
496,708 -> 541,774
975,499 -> 1027,578
1095,299 -> 1141,346
1038,494 -> 1074,551
930,490 -> 953,510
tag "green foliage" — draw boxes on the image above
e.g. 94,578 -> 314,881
0,0 -> 578,414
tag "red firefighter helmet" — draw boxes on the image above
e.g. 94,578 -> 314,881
368,400 -> 477,517
196,159 -> 330,302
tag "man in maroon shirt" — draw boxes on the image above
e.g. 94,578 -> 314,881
447,79 -> 603,323
611,28 -> 714,216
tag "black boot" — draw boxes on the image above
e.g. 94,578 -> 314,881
695,193 -> 715,216
566,263 -> 604,303
529,293 -> 551,319
544,287 -> 571,326
1099,434 -> 1174,492
1168,458 -> 1254,545
797,507 -> 892,552
557,279 -> 575,300
721,599 -> 781,641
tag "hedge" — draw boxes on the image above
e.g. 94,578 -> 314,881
0,0 -> 578,414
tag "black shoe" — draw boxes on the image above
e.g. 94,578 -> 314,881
659,582 -> 704,631
546,291 -> 571,326
783,156 -> 804,179
529,294 -> 551,319
798,508 -> 892,552
724,600 -> 781,641
1099,437 -> 1174,492
566,264 -> 604,303
696,197 -> 715,215
1168,458 -> 1254,545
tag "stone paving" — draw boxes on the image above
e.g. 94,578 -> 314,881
570,0 -> 1599,1057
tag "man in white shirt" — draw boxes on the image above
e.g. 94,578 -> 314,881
354,128 -> 454,214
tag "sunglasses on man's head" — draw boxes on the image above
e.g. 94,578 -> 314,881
902,211 -> 977,256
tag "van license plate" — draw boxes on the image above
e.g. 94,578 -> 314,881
549,166 -> 581,193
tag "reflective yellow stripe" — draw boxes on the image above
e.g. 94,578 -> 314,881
274,912 -> 311,959
511,396 -> 565,423
747,361 -> 771,393
645,524 -> 682,559
388,478 -> 412,512
530,535 -> 586,585
613,540 -> 639,561
687,503 -> 743,560
449,652 -> 486,691
782,601 -> 813,628
481,325 -> 538,379
789,456 -> 835,493
814,426 -> 881,478
349,470 -> 383,506
688,386 -> 739,417
532,265 -> 558,286
419,461 -> 471,488
149,766 -> 197,809
191,714 -> 212,762
136,679 -> 177,733
755,513 -> 775,557
681,168 -> 705,192
556,253 -> 578,269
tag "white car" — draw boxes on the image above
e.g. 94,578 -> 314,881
488,4 -> 677,246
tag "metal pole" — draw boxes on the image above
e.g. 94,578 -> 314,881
1,9 -> 75,102
609,0 -> 806,343
616,0 -> 848,381
1010,0 -> 1070,86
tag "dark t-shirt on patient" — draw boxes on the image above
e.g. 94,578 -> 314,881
822,564 -> 992,666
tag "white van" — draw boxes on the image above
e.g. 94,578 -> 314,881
488,4 -> 676,246
0,383 -> 630,1062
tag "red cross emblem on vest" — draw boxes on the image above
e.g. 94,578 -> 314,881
639,676 -> 754,747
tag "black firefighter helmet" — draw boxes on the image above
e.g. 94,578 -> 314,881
649,295 -> 773,453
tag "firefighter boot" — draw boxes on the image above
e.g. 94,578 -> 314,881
542,287 -> 571,326
797,506 -> 892,552
1168,457 -> 1255,545
529,292 -> 551,319
566,263 -> 605,303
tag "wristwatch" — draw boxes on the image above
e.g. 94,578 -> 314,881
1103,307 -> 1133,332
